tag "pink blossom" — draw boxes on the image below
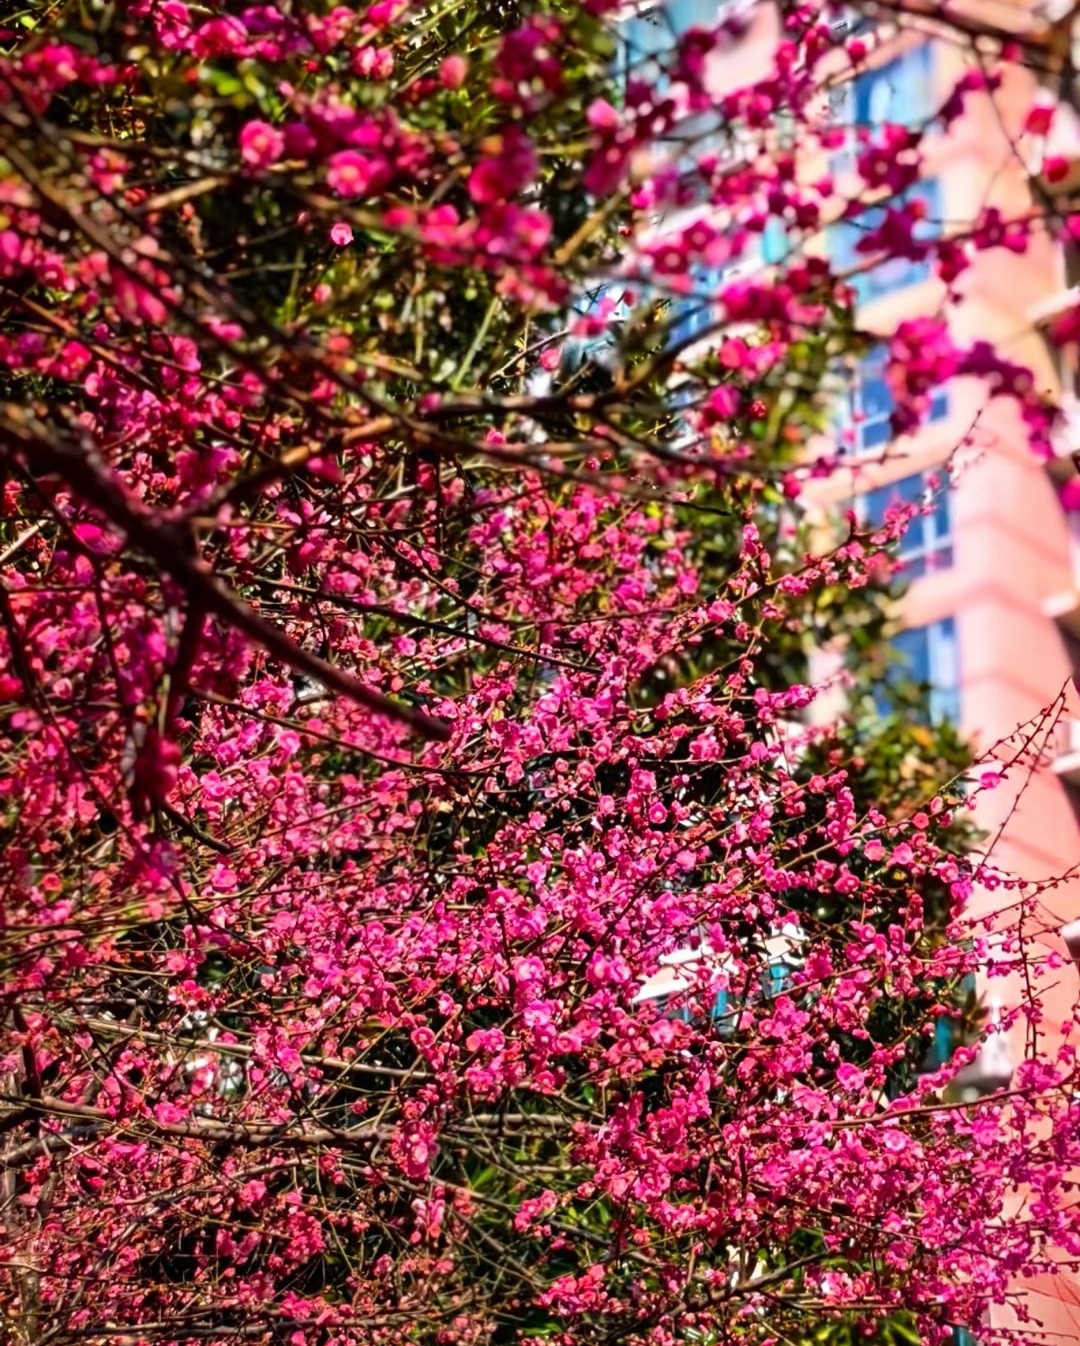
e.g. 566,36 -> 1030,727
1018,94 -> 1050,137
586,98 -> 620,132
836,1063 -> 865,1091
239,120 -> 285,170
440,54 -> 468,89
326,149 -> 380,198
467,128 -> 538,204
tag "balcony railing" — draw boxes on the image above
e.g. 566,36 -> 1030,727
1040,510 -> 1080,634
1047,396 -> 1080,480
1027,289 -> 1080,477
1052,718 -> 1080,786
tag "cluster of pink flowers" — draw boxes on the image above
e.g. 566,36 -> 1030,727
0,2 -> 1078,1344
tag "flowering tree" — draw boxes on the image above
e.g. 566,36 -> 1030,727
2,2 -> 1079,1344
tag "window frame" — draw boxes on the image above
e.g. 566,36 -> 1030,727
829,177 -> 943,305
828,44 -> 936,177
666,235 -> 764,350
617,0 -> 742,91
876,616 -> 961,725
840,341 -> 949,456
861,470 -> 954,580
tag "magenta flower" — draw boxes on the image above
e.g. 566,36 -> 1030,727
239,119 -> 284,171
586,98 -> 620,132
467,128 -> 538,205
330,221 -> 353,246
440,54 -> 468,89
326,149 -> 378,198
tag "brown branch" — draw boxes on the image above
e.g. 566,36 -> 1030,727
259,579 -> 600,674
51,1015 -> 428,1081
0,408 -> 451,741
201,414 -> 397,516
0,1094 -> 388,1151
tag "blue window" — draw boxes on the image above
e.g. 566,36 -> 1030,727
617,4 -> 765,191
765,962 -> 791,999
668,264 -> 727,347
923,974 -> 976,1071
830,179 -> 942,303
650,993 -> 692,1023
854,46 -> 935,130
559,283 -> 633,376
667,0 -> 728,33
710,988 -> 733,1035
667,232 -> 767,349
849,345 -> 895,452
830,46 -> 935,175
761,215 -> 788,265
863,471 -> 953,579
643,990 -> 737,1039
619,6 -> 675,90
929,1016 -> 955,1071
930,972 -> 980,1073
665,220 -> 788,350
876,617 -> 960,725
844,344 -> 948,454
618,1 -> 723,91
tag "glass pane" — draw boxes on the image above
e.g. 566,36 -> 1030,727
866,256 -> 922,298
619,6 -> 674,93
931,479 -> 951,539
893,625 -> 931,687
866,473 -> 950,577
668,0 -> 722,34
888,622 -> 957,717
835,178 -> 942,302
563,286 -> 625,375
863,486 -> 890,524
861,370 -> 893,427
876,621 -> 959,722
915,176 -> 942,224
932,617 -> 959,687
930,686 -> 961,725
930,618 -> 960,723
830,218 -> 861,276
865,473 -> 917,526
854,47 -> 934,130
668,265 -> 724,347
765,963 -> 790,999
710,989 -> 733,1036
622,8 -> 674,59
931,1015 -> 955,1068
761,216 -> 788,264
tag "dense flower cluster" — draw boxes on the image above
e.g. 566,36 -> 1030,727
1,2 -> 1078,1344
